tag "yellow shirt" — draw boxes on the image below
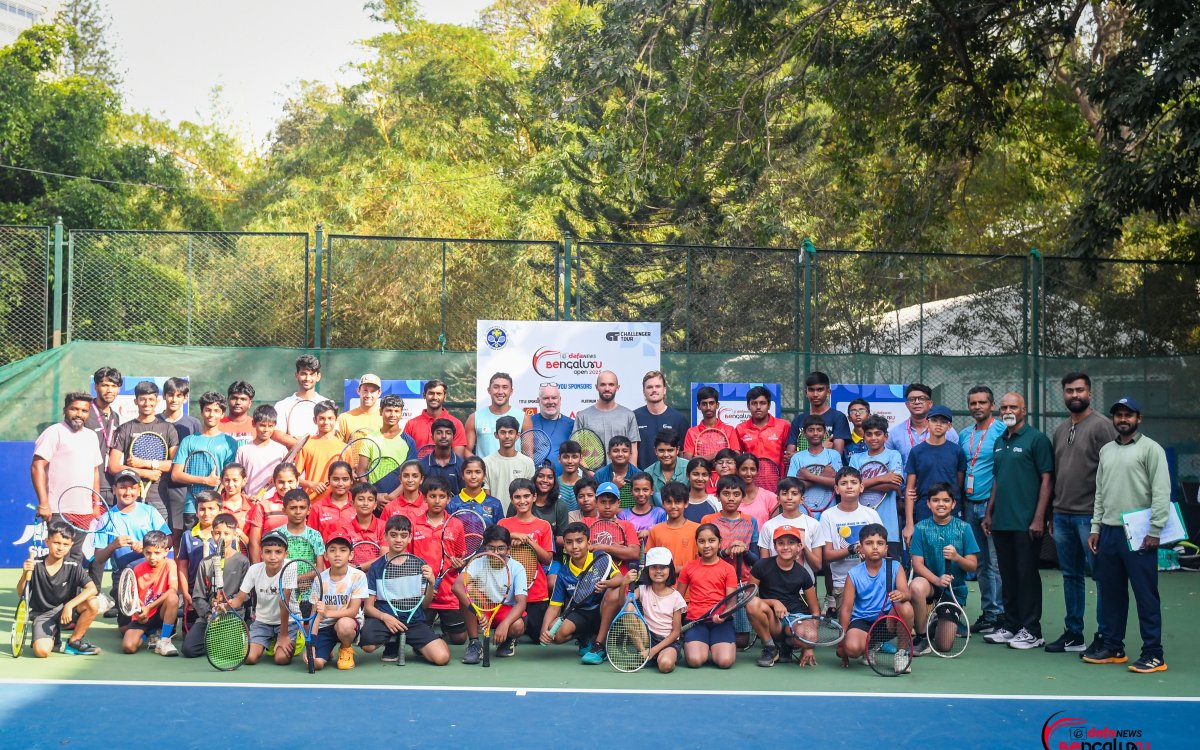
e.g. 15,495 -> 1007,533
336,409 -> 382,442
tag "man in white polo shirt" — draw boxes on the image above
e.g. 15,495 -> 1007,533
32,392 -> 105,560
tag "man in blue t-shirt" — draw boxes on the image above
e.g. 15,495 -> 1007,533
959,385 -> 1006,633
903,405 -> 966,545
634,371 -> 688,469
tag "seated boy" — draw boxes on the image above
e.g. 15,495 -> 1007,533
454,524 -> 529,664
177,490 -> 222,629
418,477 -> 469,645
227,533 -> 290,665
181,514 -> 250,658
593,436 -> 635,506
747,525 -> 821,668
119,530 -> 181,656
19,521 -> 101,656
908,482 -> 978,656
309,535 -> 369,670
838,523 -> 914,668
362,515 -> 450,665
539,521 -> 624,662
91,469 -> 171,599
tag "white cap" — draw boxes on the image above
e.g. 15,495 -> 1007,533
644,546 -> 673,567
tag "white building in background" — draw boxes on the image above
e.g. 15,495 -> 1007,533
0,0 -> 49,47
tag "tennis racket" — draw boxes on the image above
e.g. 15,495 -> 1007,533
283,534 -> 316,565
351,540 -> 382,570
280,557 -> 323,674
867,559 -> 912,677
509,540 -> 541,593
415,444 -> 435,460
286,399 -> 319,437
588,519 -> 629,572
52,486 -> 112,542
927,584 -> 969,658
570,429 -> 606,471
618,479 -> 635,510
463,552 -> 512,668
607,585 -> 652,673
714,516 -> 756,582
118,566 -> 142,617
694,428 -> 730,460
755,458 -> 781,493
546,551 -> 613,637
183,448 -> 219,514
378,552 -> 431,667
784,612 -> 846,647
341,436 -> 382,481
432,508 -> 487,593
128,432 -> 169,501
372,456 -> 402,494
11,543 -> 38,658
205,540 -> 250,671
519,429 -> 552,466
800,463 -> 836,517
678,583 -> 758,635
857,460 -> 891,510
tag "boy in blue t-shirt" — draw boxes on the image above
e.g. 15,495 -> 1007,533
788,415 -> 843,517
908,482 -> 979,655
92,470 -> 171,591
903,405 -> 965,545
838,523 -> 913,669
170,390 -> 239,527
849,415 -> 905,559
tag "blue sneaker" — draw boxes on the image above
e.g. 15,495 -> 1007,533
577,640 -> 591,657
64,638 -> 101,656
580,645 -> 606,665
880,641 -> 897,654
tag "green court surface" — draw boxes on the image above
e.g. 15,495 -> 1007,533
1,568 -> 1195,698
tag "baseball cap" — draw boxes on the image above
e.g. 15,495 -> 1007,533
1109,397 -> 1142,415
773,525 -> 803,542
644,546 -> 673,567
927,404 -> 954,421
596,482 -> 620,498
113,469 -> 140,485
325,535 -> 352,549
359,374 -> 382,388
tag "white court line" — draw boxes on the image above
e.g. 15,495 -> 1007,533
0,677 -> 1194,703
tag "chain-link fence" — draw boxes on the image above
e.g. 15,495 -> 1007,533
66,230 -> 310,347
0,225 -> 50,365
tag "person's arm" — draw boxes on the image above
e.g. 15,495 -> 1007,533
464,413 -> 477,454
1030,472 -> 1052,539
191,561 -> 212,620
982,479 -> 999,536
171,461 -> 219,491
838,575 -> 857,630
63,580 -> 98,620
30,456 -> 51,520
823,539 -> 854,563
909,553 -> 943,587
1145,444 -> 1172,546
903,472 -> 918,541
177,548 -> 192,611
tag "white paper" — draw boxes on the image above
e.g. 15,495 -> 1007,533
1121,503 -> 1188,551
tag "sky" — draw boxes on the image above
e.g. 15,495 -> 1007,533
102,0 -> 493,149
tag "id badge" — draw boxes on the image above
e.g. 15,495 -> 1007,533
965,474 -> 975,496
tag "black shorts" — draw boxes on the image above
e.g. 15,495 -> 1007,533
849,618 -> 874,633
30,606 -> 66,642
313,619 -> 360,661
426,607 -> 466,635
124,611 -> 165,633
649,631 -> 682,656
565,607 -> 602,638
360,618 -> 442,651
523,601 -> 549,641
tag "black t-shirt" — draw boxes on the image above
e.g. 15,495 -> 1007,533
29,558 -> 92,612
634,405 -> 688,469
750,557 -> 814,614
111,420 -> 179,507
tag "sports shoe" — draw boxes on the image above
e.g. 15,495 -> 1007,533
912,634 -> 931,656
970,615 -> 998,635
494,639 -> 516,658
1045,631 -> 1086,653
983,627 -> 1015,644
822,594 -> 837,614
145,634 -> 160,649
577,640 -> 591,657
337,644 -> 355,670
381,640 -> 400,663
1084,632 -> 1104,657
462,639 -> 483,665
756,645 -> 780,667
778,643 -> 795,663
580,645 -> 606,665
64,638 -> 100,656
155,638 -> 179,657
1128,655 -> 1167,673
1082,645 -> 1128,664
1008,629 -> 1044,650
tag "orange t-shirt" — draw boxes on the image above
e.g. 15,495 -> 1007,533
133,558 -> 178,609
677,557 -> 737,619
645,520 -> 700,569
499,516 -> 554,602
297,436 -> 347,498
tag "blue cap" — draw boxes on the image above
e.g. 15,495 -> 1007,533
596,481 -> 620,498
927,404 -> 954,421
1109,397 -> 1142,415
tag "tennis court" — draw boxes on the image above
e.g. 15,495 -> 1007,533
2,569 -> 1196,748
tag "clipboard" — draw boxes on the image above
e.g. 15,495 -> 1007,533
1121,503 -> 1188,551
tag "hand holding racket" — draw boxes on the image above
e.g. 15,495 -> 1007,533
678,583 -> 758,634
463,552 -> 512,668
205,540 -> 250,671
378,553 -> 433,666
128,432 -> 169,501
857,460 -> 892,510
799,463 -> 836,515
118,566 -> 143,618
280,558 -> 323,674
545,552 -> 613,639
11,539 -> 39,658
432,509 -> 487,593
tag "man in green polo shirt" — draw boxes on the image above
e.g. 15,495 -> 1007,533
1083,397 -> 1170,673
982,392 -> 1053,650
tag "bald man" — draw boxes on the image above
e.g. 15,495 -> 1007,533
521,384 -> 575,469
982,392 -> 1054,651
573,371 -> 640,464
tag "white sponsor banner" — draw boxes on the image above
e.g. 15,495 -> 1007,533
476,321 -> 662,419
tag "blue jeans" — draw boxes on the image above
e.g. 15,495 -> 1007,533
1053,512 -> 1102,636
965,501 -> 1003,619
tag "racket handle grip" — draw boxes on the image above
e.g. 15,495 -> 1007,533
547,617 -> 563,638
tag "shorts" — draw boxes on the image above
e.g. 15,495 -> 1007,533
564,607 -> 603,638
313,619 -> 360,662
849,617 -> 874,633
249,621 -> 281,648
124,611 -> 165,633
523,601 -> 549,641
924,586 -> 946,605
488,604 -> 516,629
832,587 -> 845,612
31,606 -> 66,642
682,619 -> 736,646
427,607 -> 466,635
649,631 -> 682,657
163,489 -> 188,532
360,618 -> 442,651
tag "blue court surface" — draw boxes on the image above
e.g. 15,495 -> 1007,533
0,679 -> 1191,749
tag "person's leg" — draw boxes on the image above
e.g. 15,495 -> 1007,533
180,617 -> 208,658
966,502 -> 1003,622
1074,513 -> 1104,643
908,577 -> 931,636
1122,540 -> 1163,662
1095,526 -> 1129,655
990,531 -> 1019,637
1013,532 -> 1043,638
1053,512 -> 1085,637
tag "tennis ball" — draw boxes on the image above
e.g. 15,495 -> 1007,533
839,526 -> 851,538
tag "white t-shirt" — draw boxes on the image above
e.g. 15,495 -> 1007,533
274,394 -> 323,438
819,504 -> 883,587
637,584 -> 687,638
33,422 -> 103,513
236,440 -> 289,496
482,452 -> 535,513
758,513 -> 824,580
240,562 -> 284,625
316,567 -> 369,629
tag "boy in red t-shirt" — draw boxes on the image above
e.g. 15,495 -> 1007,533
418,477 -> 468,646
120,530 -> 180,657
499,478 -> 554,648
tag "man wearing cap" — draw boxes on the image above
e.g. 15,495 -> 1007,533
1083,398 -> 1170,673
982,392 -> 1053,650
1046,372 -> 1118,655
336,374 -> 383,441
747,525 -> 820,667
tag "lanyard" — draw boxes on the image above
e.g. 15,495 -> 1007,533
967,419 -> 995,470
906,421 -> 927,447
92,402 -> 112,449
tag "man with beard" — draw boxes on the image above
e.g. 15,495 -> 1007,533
1085,398 -> 1170,673
574,371 -> 640,461
521,383 -> 575,469
1046,373 -> 1117,655
32,393 -> 105,562
404,379 -> 468,457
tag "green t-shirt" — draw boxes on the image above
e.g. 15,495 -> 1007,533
990,425 -> 1054,531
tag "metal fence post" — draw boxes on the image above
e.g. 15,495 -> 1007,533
313,224 -> 324,350
563,231 -> 573,321
685,247 -> 693,353
324,232 -> 332,348
1029,246 -> 1042,428
918,255 -> 926,383
186,236 -> 194,346
802,238 -> 815,374
439,241 -> 448,353
52,217 -> 63,348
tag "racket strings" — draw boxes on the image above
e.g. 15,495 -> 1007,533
351,541 -> 382,568
342,437 -> 382,479
787,614 -> 845,647
519,430 -> 552,465
695,429 -> 729,459
205,612 -> 250,670
130,433 -> 167,460
510,544 -> 539,588
571,430 -> 605,470
382,557 -> 426,614
465,556 -> 510,610
868,618 -> 913,675
930,602 -> 969,657
607,611 -> 652,671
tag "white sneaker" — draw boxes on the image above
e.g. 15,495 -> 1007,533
984,627 -> 1015,644
822,594 -> 837,613
1008,629 -> 1045,650
155,638 -> 178,657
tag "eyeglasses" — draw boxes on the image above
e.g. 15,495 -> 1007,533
848,408 -> 868,414
1067,424 -> 1076,446
907,396 -> 930,403
483,545 -> 508,553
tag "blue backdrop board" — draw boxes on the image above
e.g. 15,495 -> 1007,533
689,383 -> 781,427
1,441 -> 40,567
830,384 -> 907,429
91,376 -> 189,424
342,379 -> 426,431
